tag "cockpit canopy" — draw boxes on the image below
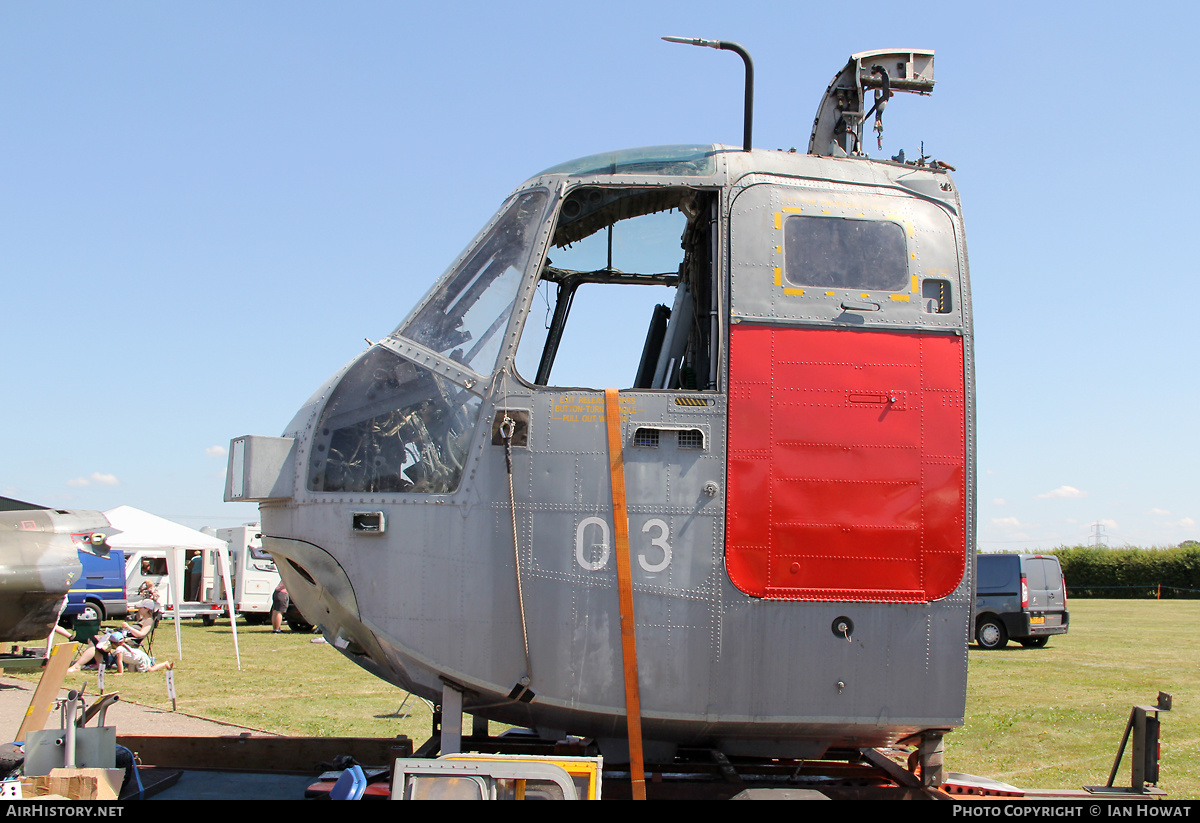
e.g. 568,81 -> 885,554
306,148 -> 727,496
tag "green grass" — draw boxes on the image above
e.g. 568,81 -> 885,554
7,621 -> 434,743
7,600 -> 1197,798
948,600 -> 1199,799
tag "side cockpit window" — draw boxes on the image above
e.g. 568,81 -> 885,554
516,186 -> 717,391
308,347 -> 482,495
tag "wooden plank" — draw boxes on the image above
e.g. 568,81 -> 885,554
15,642 -> 78,741
115,735 -> 412,771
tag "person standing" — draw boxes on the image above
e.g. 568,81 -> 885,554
187,551 -> 203,601
270,581 -> 289,633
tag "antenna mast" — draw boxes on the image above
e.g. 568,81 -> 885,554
662,37 -> 754,152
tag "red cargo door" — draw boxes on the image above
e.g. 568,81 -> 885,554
725,326 -> 964,601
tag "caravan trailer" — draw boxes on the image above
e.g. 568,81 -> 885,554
211,523 -> 280,624
125,547 -> 219,619
125,526 -> 280,623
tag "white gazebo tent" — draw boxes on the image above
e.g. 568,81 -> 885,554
103,505 -> 241,669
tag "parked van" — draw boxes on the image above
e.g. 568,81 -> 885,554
974,553 -> 1069,649
63,547 -> 127,621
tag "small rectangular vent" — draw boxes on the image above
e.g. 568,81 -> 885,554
678,429 -> 704,449
634,428 -> 660,448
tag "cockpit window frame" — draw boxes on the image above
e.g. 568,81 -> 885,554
511,183 -> 722,393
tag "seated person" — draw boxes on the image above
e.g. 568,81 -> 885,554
107,631 -> 173,675
67,629 -> 119,673
122,599 -> 162,648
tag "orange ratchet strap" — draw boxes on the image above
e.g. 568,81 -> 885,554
604,388 -> 647,800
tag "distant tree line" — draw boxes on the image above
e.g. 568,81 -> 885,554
1042,543 -> 1200,598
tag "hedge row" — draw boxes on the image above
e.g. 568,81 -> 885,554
1024,544 -> 1200,599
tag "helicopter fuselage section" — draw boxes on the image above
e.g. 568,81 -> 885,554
230,143 -> 974,758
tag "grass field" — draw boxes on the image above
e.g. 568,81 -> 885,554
6,599 -> 1197,798
950,599 -> 1199,799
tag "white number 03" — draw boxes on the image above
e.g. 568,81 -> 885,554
574,517 -> 672,573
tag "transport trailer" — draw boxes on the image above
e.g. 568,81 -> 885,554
102,693 -> 1171,801
5,681 -> 1169,800
107,732 -> 989,800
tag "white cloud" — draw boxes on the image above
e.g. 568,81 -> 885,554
1037,485 -> 1086,499
67,472 -> 120,488
1149,508 -> 1171,516
206,445 -> 228,458
992,498 -> 1007,506
1176,517 -> 1195,528
992,517 -> 1022,527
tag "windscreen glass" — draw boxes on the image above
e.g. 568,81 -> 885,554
398,190 -> 549,376
537,144 -> 718,177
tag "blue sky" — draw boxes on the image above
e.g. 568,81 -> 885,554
2,1 -> 1195,549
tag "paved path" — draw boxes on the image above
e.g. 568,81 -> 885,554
2,675 -> 316,799
1,675 -> 275,741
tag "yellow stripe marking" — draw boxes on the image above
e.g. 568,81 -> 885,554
884,215 -> 915,237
